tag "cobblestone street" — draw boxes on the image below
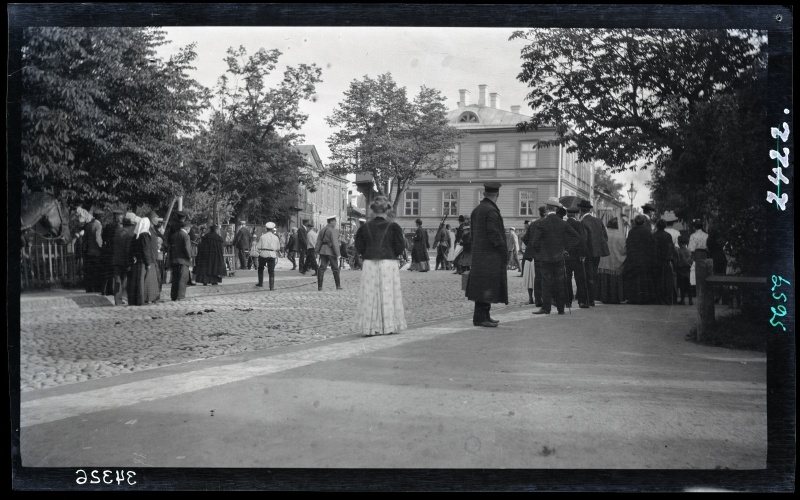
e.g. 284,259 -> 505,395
20,268 -> 530,392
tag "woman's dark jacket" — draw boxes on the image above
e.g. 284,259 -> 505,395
354,217 -> 405,260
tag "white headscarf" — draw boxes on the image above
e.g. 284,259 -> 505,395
134,216 -> 151,239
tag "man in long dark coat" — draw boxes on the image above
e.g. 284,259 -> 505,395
101,209 -> 125,296
232,220 -> 251,270
565,206 -> 590,308
465,182 -> 508,327
530,206 -> 547,306
296,219 -> 309,273
531,198 -> 580,315
194,224 -> 227,285
579,199 -> 610,307
169,219 -> 193,301
433,222 -> 450,270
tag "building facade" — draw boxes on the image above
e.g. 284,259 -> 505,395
293,145 -> 348,231
390,85 -> 594,232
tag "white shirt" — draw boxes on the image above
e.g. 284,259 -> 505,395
257,232 -> 280,258
688,229 -> 708,253
306,228 -> 318,250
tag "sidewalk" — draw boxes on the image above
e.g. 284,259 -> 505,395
18,288 -> 767,473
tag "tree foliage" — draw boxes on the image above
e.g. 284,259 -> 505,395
648,81 -> 768,275
594,168 -> 624,200
190,46 -> 322,225
325,73 -> 464,211
510,28 -> 765,172
21,27 -> 206,209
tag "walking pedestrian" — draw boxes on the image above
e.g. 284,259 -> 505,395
579,199 -> 610,306
194,224 -> 226,286
623,215 -> 657,304
353,196 -> 407,336
232,220 -> 251,270
641,203 -> 657,233
596,217 -> 627,305
101,209 -> 125,297
107,210 -> 131,305
662,212 -> 681,249
286,227 -> 298,270
465,182 -> 508,327
303,221 -> 319,276
255,222 -> 280,290
507,227 -> 520,271
565,206 -> 590,308
83,209 -> 104,293
519,218 -> 537,304
296,219 -> 308,273
129,215 -> 160,305
654,218 -> 677,305
531,206 -> 547,306
433,222 -> 450,270
409,219 -> 431,272
518,220 -> 530,277
315,216 -> 342,290
169,218 -> 193,301
531,198 -> 580,315
445,224 -> 457,271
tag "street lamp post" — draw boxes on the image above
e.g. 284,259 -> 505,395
627,182 -> 637,235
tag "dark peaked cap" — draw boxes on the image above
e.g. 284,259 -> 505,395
483,182 -> 502,193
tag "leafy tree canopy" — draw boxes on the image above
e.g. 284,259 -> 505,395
325,73 -> 464,211
21,27 -> 206,209
510,28 -> 765,172
594,168 -> 624,200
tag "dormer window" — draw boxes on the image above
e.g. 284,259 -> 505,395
458,111 -> 479,123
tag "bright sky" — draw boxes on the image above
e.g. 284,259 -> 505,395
159,26 -> 651,203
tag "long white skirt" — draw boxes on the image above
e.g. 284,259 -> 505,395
522,259 -> 535,289
354,259 -> 408,336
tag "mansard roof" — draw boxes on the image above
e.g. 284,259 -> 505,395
447,104 -> 533,129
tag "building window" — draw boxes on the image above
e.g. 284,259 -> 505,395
458,112 -> 479,123
404,191 -> 420,216
519,190 -> 537,216
442,190 -> 458,216
520,141 -> 538,169
479,142 -> 496,169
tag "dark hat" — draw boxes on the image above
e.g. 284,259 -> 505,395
92,208 -> 104,216
524,220 -> 530,224
634,215 -> 646,226
483,181 -> 502,193
642,203 -> 656,212
567,206 -> 580,214
577,199 -> 593,209
180,219 -> 192,228
678,235 -> 689,245
415,218 -> 423,225
175,211 -> 187,220
302,219 -> 310,225
111,209 -> 125,215
556,206 -> 567,217
122,217 -> 136,227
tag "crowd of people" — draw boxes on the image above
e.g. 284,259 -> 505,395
463,182 -> 724,327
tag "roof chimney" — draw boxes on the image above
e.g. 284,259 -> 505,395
458,89 -> 470,107
478,84 -> 488,106
489,92 -> 500,109
511,105 -> 521,114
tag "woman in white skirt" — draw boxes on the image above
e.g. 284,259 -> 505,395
353,196 -> 408,337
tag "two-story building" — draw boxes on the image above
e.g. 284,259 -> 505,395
388,85 -> 594,233
293,144 -> 348,231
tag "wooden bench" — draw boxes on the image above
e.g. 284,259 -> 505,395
695,259 -> 766,343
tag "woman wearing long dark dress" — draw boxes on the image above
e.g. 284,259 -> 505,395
653,218 -> 677,305
129,216 -> 161,305
596,217 -> 626,304
194,224 -> 227,285
623,215 -> 657,304
353,196 -> 408,336
408,218 -> 430,272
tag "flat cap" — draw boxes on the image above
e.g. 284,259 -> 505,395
483,182 -> 502,193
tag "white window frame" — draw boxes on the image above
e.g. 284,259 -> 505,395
442,190 -> 458,216
520,141 -> 538,169
404,190 -> 420,216
449,143 -> 460,169
519,190 -> 537,216
479,142 -> 496,169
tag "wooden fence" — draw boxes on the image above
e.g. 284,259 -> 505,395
20,236 -> 84,291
